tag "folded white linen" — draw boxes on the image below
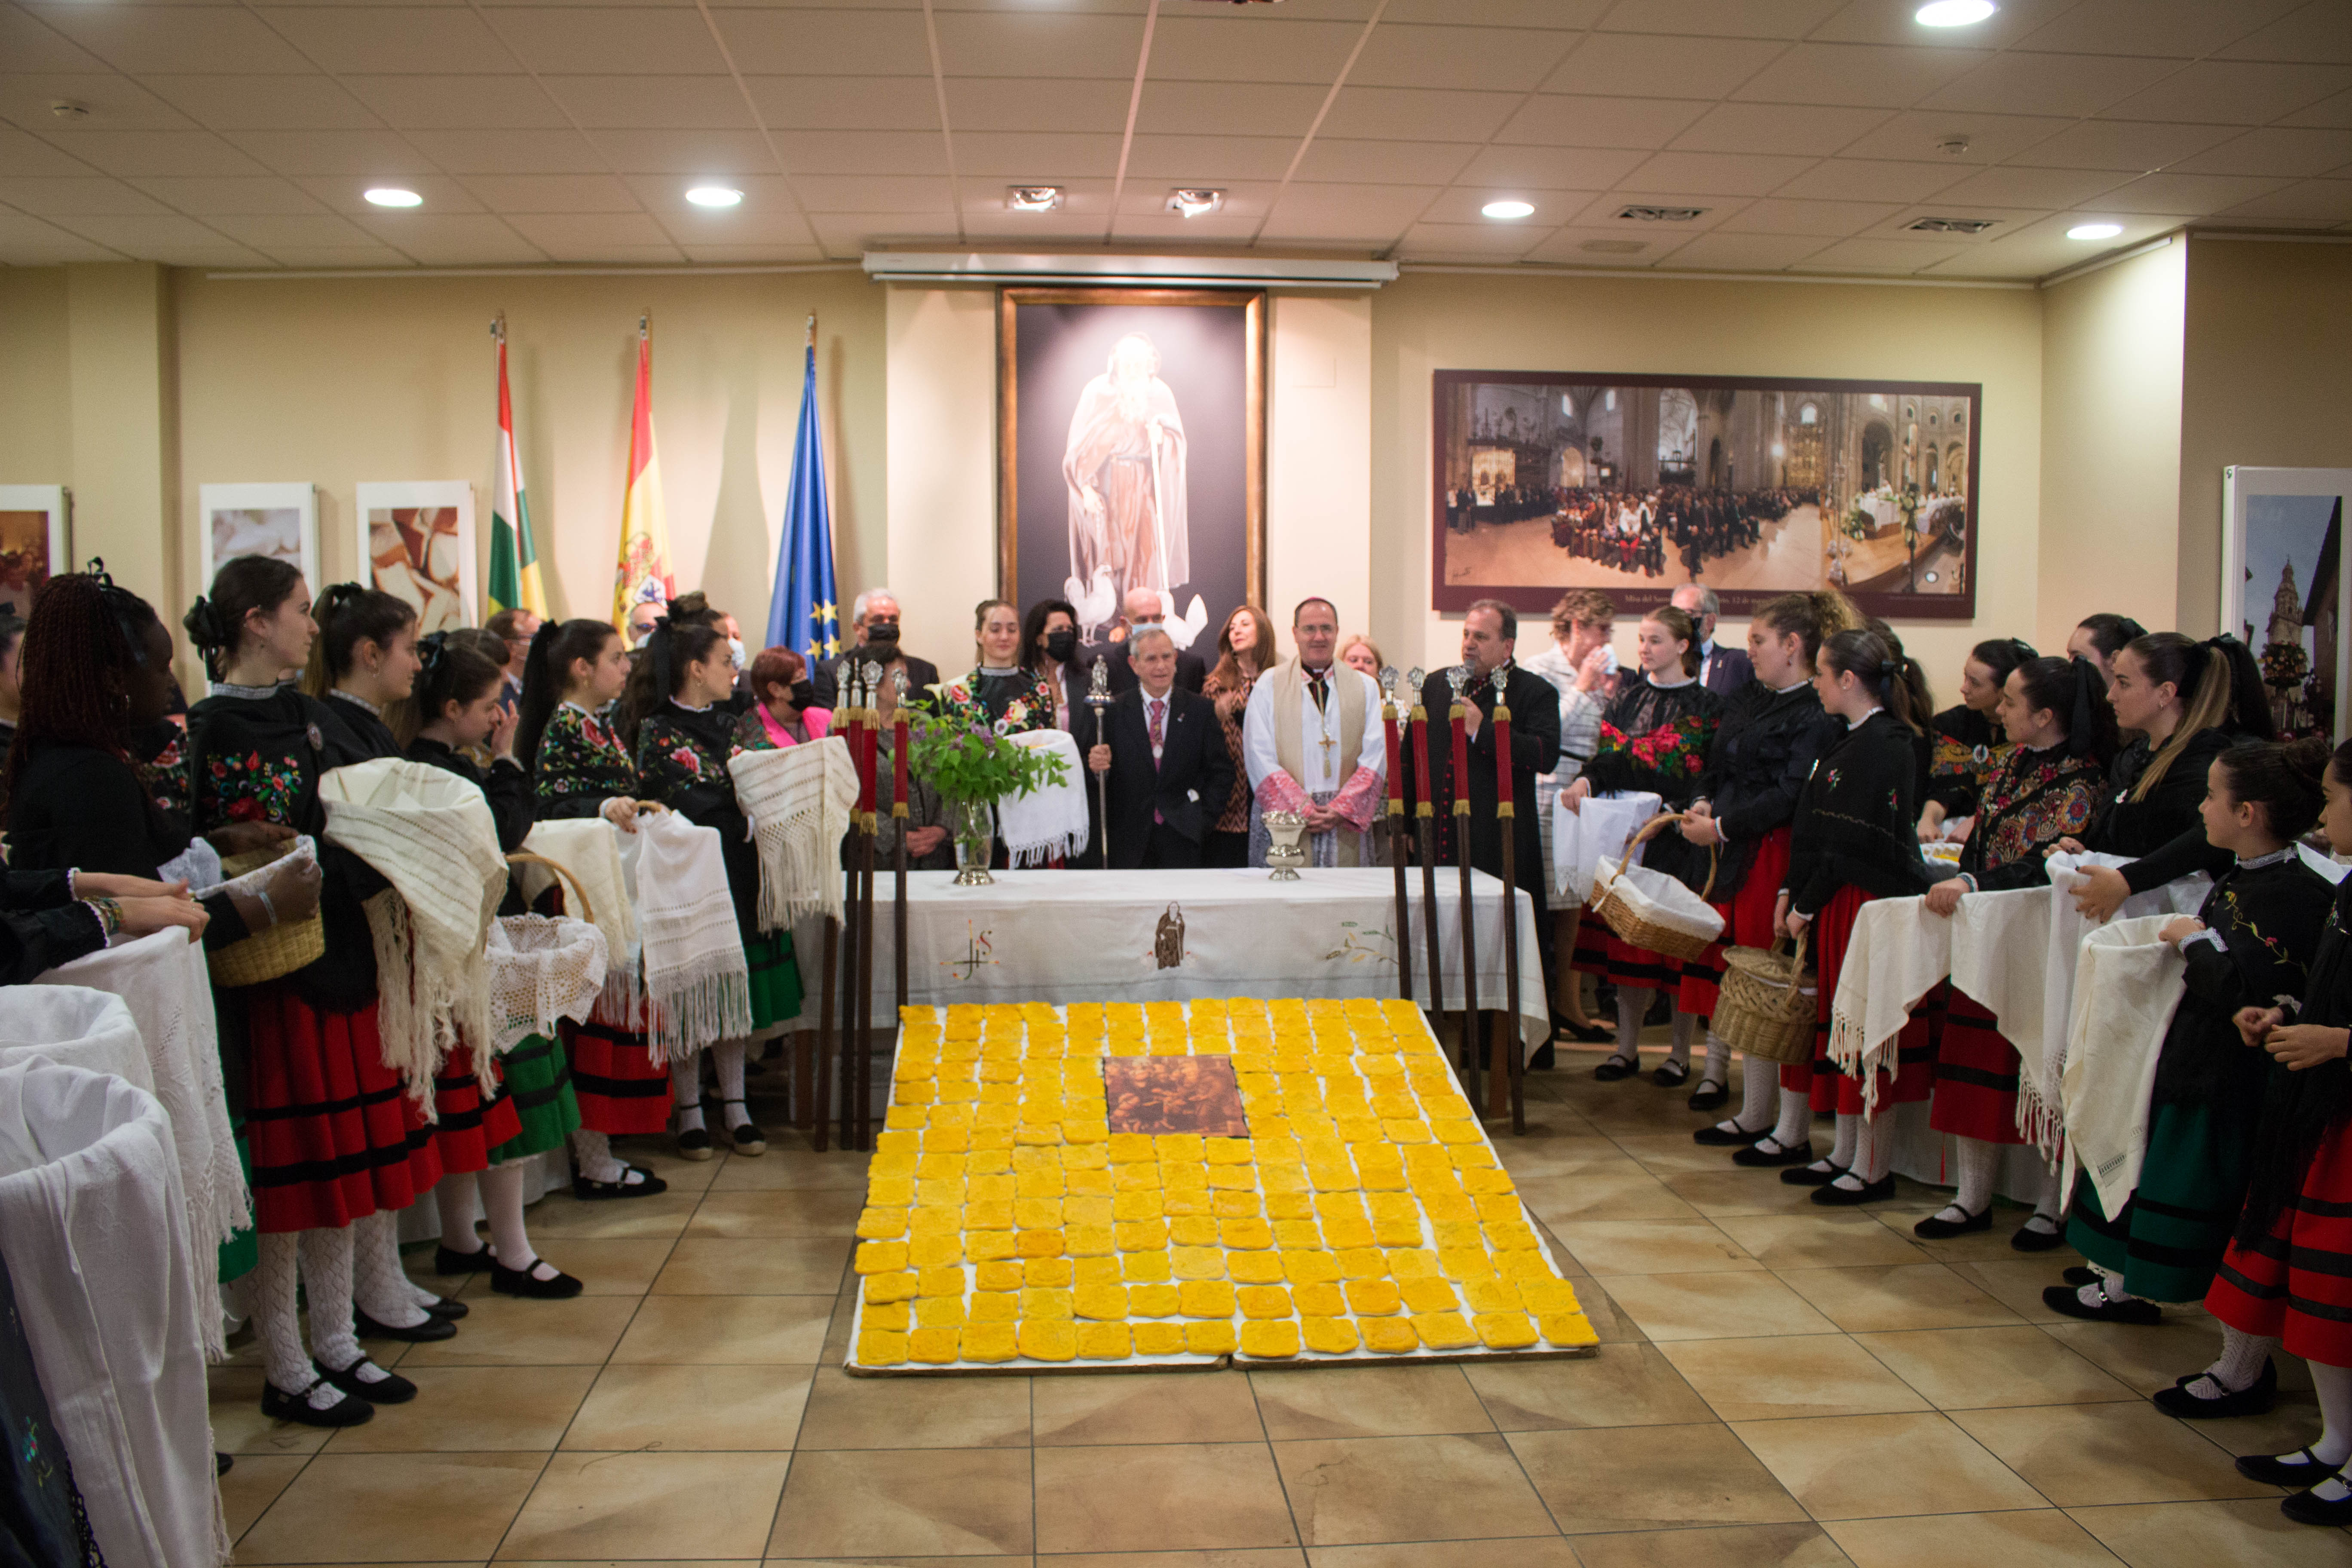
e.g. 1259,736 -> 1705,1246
729,736 -> 859,927
1552,790 -> 1661,903
1000,729 -> 1090,867
1825,895 -> 1952,1115
2061,915 -> 2186,1219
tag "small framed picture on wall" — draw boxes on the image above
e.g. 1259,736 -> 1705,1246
0,486 -> 70,619
199,482 -> 320,595
354,481 -> 477,636
2222,465 -> 2352,744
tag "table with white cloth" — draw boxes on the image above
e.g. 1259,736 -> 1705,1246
865,868 -> 1549,1052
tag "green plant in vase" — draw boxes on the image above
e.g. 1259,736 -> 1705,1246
910,680 -> 1072,884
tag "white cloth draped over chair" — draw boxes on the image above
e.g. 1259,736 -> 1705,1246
0,985 -> 150,1090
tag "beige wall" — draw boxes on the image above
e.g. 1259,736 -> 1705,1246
0,270 -> 70,489
2036,240 -> 2187,653
2178,237 -> 2352,637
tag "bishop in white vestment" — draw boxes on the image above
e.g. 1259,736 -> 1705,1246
1240,600 -> 1385,867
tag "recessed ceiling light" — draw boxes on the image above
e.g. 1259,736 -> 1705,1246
1168,188 -> 1224,217
2067,222 -> 2124,240
1916,0 -> 1996,26
1482,199 -> 1534,220
364,187 -> 422,208
686,186 -> 742,208
1007,185 -> 1063,212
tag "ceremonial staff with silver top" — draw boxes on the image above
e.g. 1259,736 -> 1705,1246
1489,665 -> 1526,1133
1446,663 -> 1482,1113
1378,667 -> 1412,1004
1407,665 -> 1445,1029
1086,655 -> 1113,867
850,657 -> 882,1151
891,668 -> 911,1021
812,654 -> 853,1152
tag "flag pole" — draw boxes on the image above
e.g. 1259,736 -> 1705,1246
807,312 -> 816,350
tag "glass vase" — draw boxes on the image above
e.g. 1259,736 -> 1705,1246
948,796 -> 995,885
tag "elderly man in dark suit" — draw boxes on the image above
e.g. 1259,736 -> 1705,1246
1087,627 -> 1231,869
1672,584 -> 1753,695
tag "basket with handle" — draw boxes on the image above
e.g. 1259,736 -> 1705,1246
505,851 -> 595,928
207,839 -> 329,988
1587,813 -> 1724,962
1715,929 -> 1817,1065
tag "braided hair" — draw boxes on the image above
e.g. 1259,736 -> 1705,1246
1752,590 -> 1862,669
184,556 -> 304,681
6,570 -> 168,801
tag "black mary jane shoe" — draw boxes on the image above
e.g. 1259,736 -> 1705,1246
2153,1358 -> 2277,1420
2042,1283 -> 2163,1326
2239,1445 -> 2340,1488
2061,1265 -> 2100,1288
422,1295 -> 468,1320
1686,1079 -> 1729,1112
1693,1122 -> 1767,1148
353,1307 -> 457,1343
1912,1207 -> 1991,1240
317,1356 -> 416,1406
2281,1479 -> 2352,1527
1731,1139 -> 1815,1169
217,1452 -> 234,1476
677,1126 -> 715,1162
2010,1219 -> 2067,1253
573,1166 -> 670,1202
1592,1055 -> 1638,1083
435,1242 -> 493,1276
1651,1059 -> 1691,1089
260,1375 -> 374,1429
490,1256 -> 585,1300
1780,1161 -> 1849,1188
1812,1173 -> 1898,1207
1553,1016 -> 1611,1045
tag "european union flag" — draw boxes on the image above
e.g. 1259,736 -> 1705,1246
766,334 -> 839,665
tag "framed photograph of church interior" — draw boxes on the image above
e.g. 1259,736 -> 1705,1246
2221,466 -> 2352,744
355,481 -> 477,637
998,288 -> 1265,651
199,482 -> 319,596
0,486 -> 70,620
1430,372 -> 1981,621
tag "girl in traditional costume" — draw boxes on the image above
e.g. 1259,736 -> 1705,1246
517,618 -> 668,1200
962,598 -> 1057,732
1918,638 -> 2033,843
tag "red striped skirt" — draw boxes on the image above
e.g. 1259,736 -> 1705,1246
1787,890 -> 1937,1117
427,1045 -> 524,1176
1678,827 -> 1792,1018
2208,1128 -> 2352,1366
565,1013 -> 671,1136
242,980 -> 441,1234
1926,987 -> 2024,1145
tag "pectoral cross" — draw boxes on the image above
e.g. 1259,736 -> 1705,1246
1317,724 -> 1336,772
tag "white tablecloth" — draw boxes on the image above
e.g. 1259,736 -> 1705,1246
865,869 -> 1549,1050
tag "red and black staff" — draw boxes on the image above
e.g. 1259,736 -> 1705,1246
1408,668 -> 1444,1030
1488,667 -> 1525,1135
1378,668 -> 1412,1004
1447,665 -> 1481,1112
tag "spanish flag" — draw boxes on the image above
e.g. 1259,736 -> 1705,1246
612,312 -> 674,632
487,315 -> 546,618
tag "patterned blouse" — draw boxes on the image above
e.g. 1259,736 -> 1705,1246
1956,743 -> 2104,892
1201,666 -> 1260,834
132,719 -> 191,824
1926,704 -> 2010,821
533,701 -> 638,819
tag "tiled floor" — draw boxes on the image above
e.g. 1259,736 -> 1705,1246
210,1044 -> 2351,1567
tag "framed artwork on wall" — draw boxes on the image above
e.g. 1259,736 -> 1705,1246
998,287 -> 1265,654
0,485 -> 70,620
199,482 -> 320,595
355,481 -> 477,636
1430,371 -> 1982,621
2221,465 -> 2352,744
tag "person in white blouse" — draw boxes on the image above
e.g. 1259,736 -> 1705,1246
1241,597 -> 1387,867
1522,588 -> 1619,1042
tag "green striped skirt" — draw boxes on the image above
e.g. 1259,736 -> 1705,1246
2067,1100 -> 2254,1305
487,1031 -> 582,1163
747,929 -> 805,1032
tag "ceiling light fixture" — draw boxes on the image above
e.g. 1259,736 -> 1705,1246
686,186 -> 742,208
1916,0 -> 1996,26
1482,199 -> 1535,220
363,187 -> 422,208
1168,188 -> 1224,217
1617,205 -> 1707,222
1007,186 -> 1064,212
2067,221 -> 2124,240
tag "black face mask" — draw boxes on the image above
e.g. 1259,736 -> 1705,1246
865,621 -> 900,650
1043,628 -> 1077,663
788,679 -> 817,710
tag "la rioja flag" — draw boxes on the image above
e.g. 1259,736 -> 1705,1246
487,315 -> 545,618
612,312 -> 674,632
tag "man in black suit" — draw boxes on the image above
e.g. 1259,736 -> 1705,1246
811,588 -> 940,709
1101,588 -> 1207,695
1087,628 -> 1231,869
1672,583 -> 1753,695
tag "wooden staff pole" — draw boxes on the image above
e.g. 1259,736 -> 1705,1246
892,670 -> 910,1017
1447,667 -> 1481,1112
1408,669 -> 1444,1026
1488,668 -> 1524,1133
1378,670 -> 1412,1004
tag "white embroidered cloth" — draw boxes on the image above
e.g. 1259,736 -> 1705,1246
517,816 -> 641,1017
0,1062 -> 228,1568
1826,895 -> 1953,1114
0,986 -> 150,1091
999,729 -> 1091,867
2060,915 -> 2187,1220
1552,790 -> 1661,903
729,736 -> 858,927
631,810 -> 752,1063
485,916 -> 609,1055
322,759 -> 507,1114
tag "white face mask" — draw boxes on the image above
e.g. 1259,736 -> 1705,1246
727,637 -> 746,671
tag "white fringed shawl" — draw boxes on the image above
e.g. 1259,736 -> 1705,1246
632,810 -> 753,1063
2060,915 -> 2186,1218
322,759 -> 506,1115
729,736 -> 858,928
517,817 -> 640,1018
1825,895 -> 1952,1117
1000,729 -> 1090,867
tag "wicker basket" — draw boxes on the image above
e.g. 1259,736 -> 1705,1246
207,841 -> 327,988
505,851 -> 595,927
1588,813 -> 1723,962
1715,931 -> 1816,1065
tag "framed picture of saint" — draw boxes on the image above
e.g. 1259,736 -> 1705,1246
999,288 -> 1265,651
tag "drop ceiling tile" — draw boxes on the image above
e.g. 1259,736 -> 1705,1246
1923,165 -> 2130,208
2095,171 -> 2294,214
1669,103 -> 1893,157
0,74 -> 197,132
589,128 -> 778,174
293,173 -> 486,212
139,74 -> 382,131
1293,139 -> 1481,186
1562,192 -> 1739,233
404,129 -> 608,174
1136,81 -> 1328,139
1113,180 -> 1278,218
1595,0 -> 1843,39
340,75 -> 574,131
622,170 -> 799,214
1147,15 -> 1363,84
0,211 -> 121,263
2102,60 -> 2352,126
1831,110 -> 2073,165
0,10 -> 111,74
126,175 -> 331,214
952,132 -> 1125,178
1416,187 -> 1592,224
677,243 -> 828,264
23,6 -> 316,75
0,176 -> 174,216
222,130 -> 438,178
1919,51 -> 2180,118
2283,87 -> 2352,129
1983,209 -> 2181,252
1395,220 -> 1553,259
2005,119 -> 2240,170
204,211 -> 382,248
1868,204 -> 2055,242
1258,181 -> 1442,245
741,76 -> 941,132
710,9 -> 931,76
931,10 -> 1142,79
249,245 -> 416,270
1106,211 -> 1265,244
1771,157 -> 1969,201
1387,0 -> 1610,27
2172,126 -> 2352,178
456,173 -> 644,212
2220,4 -> 2352,65
1645,231 -> 1831,270
0,128 -> 98,178
351,211 -> 546,263
1732,43 -> 1991,110
944,77 -> 1131,134
1348,25 -> 1577,92
811,211 -> 958,251
1788,235 -> 1965,273
1717,196 -> 1901,235
1620,150 -> 1819,196
261,8 -> 522,74
1499,98 -> 1714,156
39,131 -> 273,179
484,9 -> 731,75
2209,178 -> 2352,222
779,174 -> 951,214
1317,88 -> 1523,144
1121,134 -> 1300,182
54,212 -> 269,262
539,75 -> 756,130
1806,0 -> 2073,49
767,130 -> 949,175
1543,33 -> 1789,99
1452,144 -> 1651,190
1517,225 -> 1669,264
504,210 -> 679,254
1919,243 -> 2068,279
2018,0 -> 2302,58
